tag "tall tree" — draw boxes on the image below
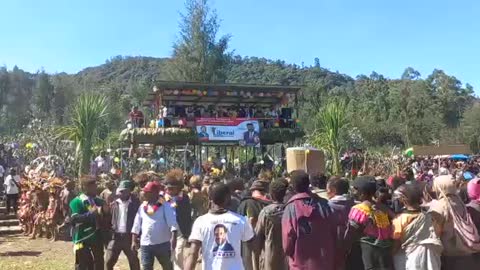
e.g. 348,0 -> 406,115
0,66 -> 10,116
34,70 -> 54,117
7,66 -> 34,133
168,0 -> 231,83
461,103 -> 480,153
51,74 -> 76,125
427,69 -> 473,128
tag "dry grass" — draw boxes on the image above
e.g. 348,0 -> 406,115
0,235 -> 201,270
0,235 -> 146,270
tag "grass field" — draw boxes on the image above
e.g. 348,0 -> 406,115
0,235 -> 163,270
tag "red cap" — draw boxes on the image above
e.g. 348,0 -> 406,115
143,181 -> 162,193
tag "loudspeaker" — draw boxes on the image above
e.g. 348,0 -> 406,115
281,108 -> 292,119
175,106 -> 186,117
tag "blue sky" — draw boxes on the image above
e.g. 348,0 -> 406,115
1,0 -> 479,90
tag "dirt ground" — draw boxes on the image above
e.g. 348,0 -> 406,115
0,235 -> 193,270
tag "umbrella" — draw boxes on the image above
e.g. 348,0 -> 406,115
449,154 -> 470,160
463,171 -> 475,181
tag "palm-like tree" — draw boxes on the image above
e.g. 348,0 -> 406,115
310,99 -> 347,175
58,93 -> 109,177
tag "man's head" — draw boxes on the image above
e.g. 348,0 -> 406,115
227,177 -> 244,193
143,181 -> 161,203
310,174 -> 327,189
249,180 -> 269,196
247,123 -> 254,132
269,178 -> 288,202
209,182 -> 231,208
326,177 -> 350,199
214,224 -> 228,245
352,176 -> 377,201
100,151 -> 106,158
132,106 -> 138,112
9,168 -> 16,176
290,170 -> 310,193
65,179 -> 75,191
81,176 -> 97,197
117,180 -> 133,201
165,178 -> 182,196
397,182 -> 424,209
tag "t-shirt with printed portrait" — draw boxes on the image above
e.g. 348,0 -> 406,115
189,211 -> 254,270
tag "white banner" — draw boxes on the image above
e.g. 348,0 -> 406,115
196,118 -> 260,147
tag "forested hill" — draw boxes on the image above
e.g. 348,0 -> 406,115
72,55 -> 353,87
0,55 -> 479,151
75,56 -> 169,84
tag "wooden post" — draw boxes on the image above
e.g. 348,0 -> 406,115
184,143 -> 189,173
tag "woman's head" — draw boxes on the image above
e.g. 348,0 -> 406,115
189,175 -> 202,189
433,175 -> 457,199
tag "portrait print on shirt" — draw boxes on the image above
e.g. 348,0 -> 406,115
212,224 -> 235,258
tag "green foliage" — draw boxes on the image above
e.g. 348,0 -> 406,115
57,93 -> 109,176
260,128 -> 305,144
0,0 -> 477,158
168,0 -> 231,83
309,99 -> 348,175
34,70 -> 54,116
461,103 -> 480,153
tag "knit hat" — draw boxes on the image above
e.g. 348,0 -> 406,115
143,181 -> 161,194
117,180 -> 134,194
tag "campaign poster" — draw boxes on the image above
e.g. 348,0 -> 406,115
196,118 -> 260,147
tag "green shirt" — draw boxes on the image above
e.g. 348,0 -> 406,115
69,193 -> 104,244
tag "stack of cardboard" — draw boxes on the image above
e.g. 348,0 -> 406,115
286,147 -> 325,175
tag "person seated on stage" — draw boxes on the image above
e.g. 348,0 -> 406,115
128,106 -> 144,128
186,106 -> 195,119
238,107 -> 247,118
156,112 -> 165,128
194,106 -> 202,118
225,107 -> 235,118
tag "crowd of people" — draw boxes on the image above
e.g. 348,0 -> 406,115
4,154 -> 480,270
128,104 -> 295,129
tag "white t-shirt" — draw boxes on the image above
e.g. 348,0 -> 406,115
95,156 -> 105,168
189,211 -> 254,270
4,175 -> 20,194
439,167 -> 449,175
116,198 -> 130,233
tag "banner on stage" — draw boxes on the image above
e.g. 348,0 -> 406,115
196,118 -> 260,147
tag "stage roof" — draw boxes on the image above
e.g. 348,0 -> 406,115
144,81 -> 302,107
